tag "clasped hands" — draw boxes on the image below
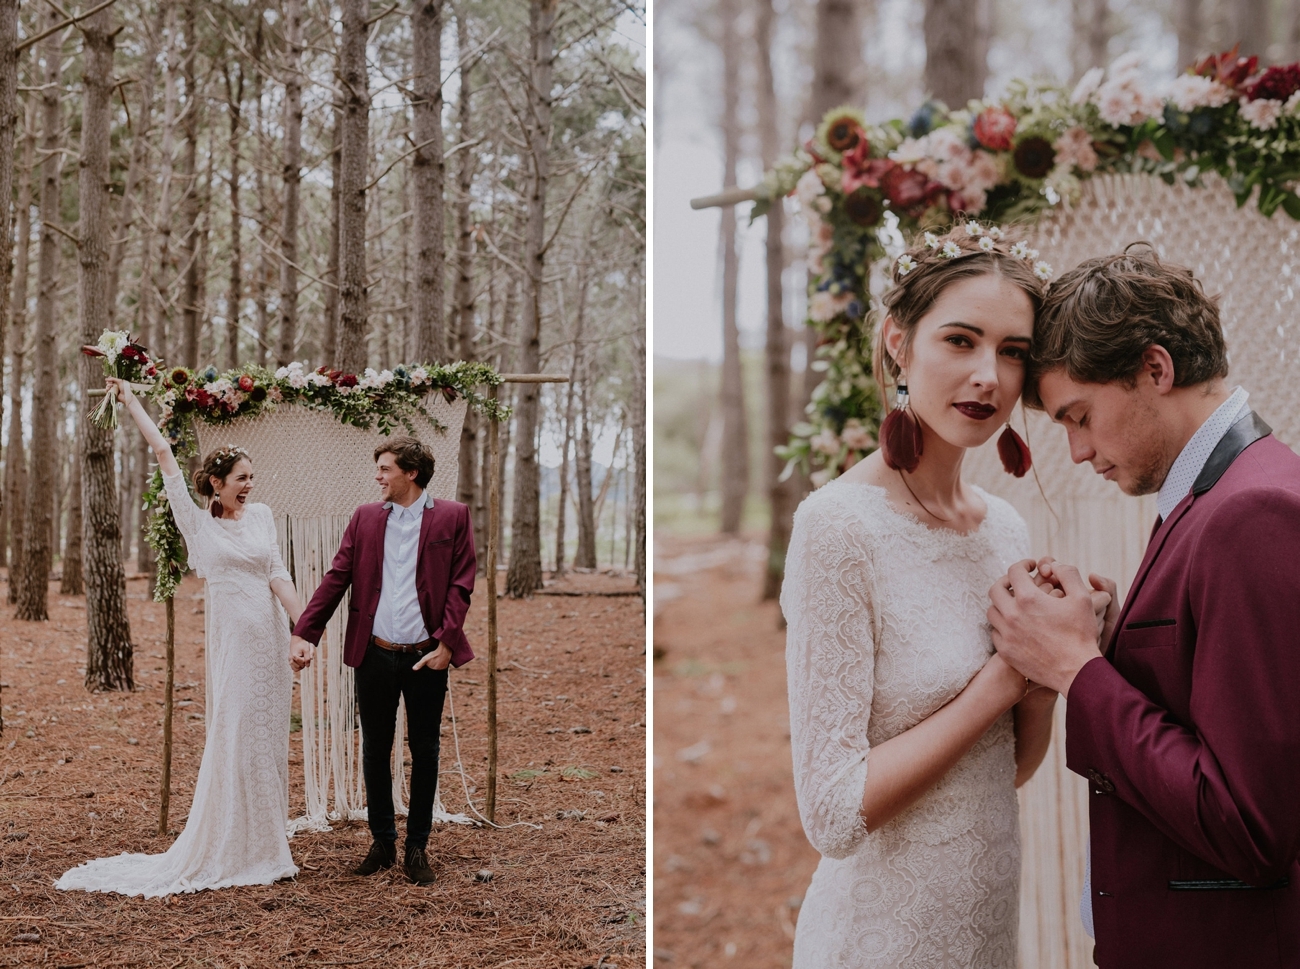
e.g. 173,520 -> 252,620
987,557 -> 1119,699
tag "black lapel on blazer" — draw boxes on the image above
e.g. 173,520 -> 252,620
1191,411 -> 1272,495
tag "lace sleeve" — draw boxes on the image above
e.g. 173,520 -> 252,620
162,471 -> 208,576
261,505 -> 291,583
781,491 -> 877,860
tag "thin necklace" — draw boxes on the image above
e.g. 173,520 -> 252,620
898,468 -> 953,523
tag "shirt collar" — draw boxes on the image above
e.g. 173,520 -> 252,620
1156,386 -> 1250,521
383,488 -> 433,517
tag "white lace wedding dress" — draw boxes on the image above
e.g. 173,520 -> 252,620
56,471 -> 298,897
782,479 -> 1029,968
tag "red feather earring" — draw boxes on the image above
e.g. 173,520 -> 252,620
881,379 -> 923,474
998,423 -> 1032,477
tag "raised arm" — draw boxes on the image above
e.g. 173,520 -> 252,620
107,377 -> 179,479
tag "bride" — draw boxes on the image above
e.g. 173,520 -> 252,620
57,377 -> 309,896
783,225 -> 1100,967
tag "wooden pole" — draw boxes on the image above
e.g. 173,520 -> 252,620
485,382 -> 500,822
689,186 -> 759,210
158,595 -> 175,836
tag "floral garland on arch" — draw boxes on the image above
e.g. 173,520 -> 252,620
760,46 -> 1300,486
140,358 -> 506,601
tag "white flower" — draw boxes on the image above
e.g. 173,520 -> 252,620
161,389 -> 177,405
941,241 -> 961,258
1167,74 -> 1233,112
809,289 -> 853,322
809,468 -> 834,489
410,366 -> 429,386
888,137 -> 928,166
1010,241 -> 1031,259
978,236 -> 996,251
840,420 -> 874,451
1071,67 -> 1104,105
1033,260 -> 1054,281
378,369 -> 394,386
794,168 -> 826,208
205,379 -> 233,395
924,231 -> 941,249
98,329 -> 129,362
288,371 -> 309,389
1107,51 -> 1145,81
1286,90 -> 1300,115
1240,97 -> 1283,131
274,366 -> 290,379
986,226 -> 1004,240
810,429 -> 841,456
308,372 -> 330,387
896,254 -> 917,276
359,367 -> 383,390
965,221 -> 983,236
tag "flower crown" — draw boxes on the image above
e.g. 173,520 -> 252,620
213,445 -> 249,462
894,221 -> 1054,283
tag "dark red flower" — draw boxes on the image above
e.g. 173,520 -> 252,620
250,386 -> 267,402
840,138 -> 895,194
441,386 -> 459,403
843,188 -> 884,227
327,369 -> 344,383
237,375 -> 254,392
316,365 -> 330,375
336,373 -> 359,388
880,167 -> 944,215
1244,63 -> 1300,102
1192,44 -> 1258,89
121,344 -> 141,360
145,364 -> 158,377
973,106 -> 1017,151
1013,137 -> 1056,178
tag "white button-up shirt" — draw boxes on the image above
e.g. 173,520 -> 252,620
371,488 -> 433,645
1082,385 -> 1252,937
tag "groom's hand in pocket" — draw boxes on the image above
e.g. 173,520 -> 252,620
413,643 -> 452,672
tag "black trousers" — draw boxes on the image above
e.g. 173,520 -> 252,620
355,642 -> 448,849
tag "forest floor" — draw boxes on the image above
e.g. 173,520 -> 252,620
651,533 -> 818,969
0,568 -> 646,969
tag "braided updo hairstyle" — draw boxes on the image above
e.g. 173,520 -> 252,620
193,446 -> 251,517
873,224 -> 1049,406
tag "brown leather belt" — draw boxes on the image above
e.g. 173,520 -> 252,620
370,635 -> 434,654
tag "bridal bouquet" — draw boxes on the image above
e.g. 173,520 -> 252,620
82,330 -> 158,430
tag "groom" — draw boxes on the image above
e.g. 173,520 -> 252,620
986,246 -> 1300,968
290,436 -> 476,885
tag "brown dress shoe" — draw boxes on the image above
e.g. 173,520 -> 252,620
404,844 -> 436,885
351,840 -> 396,876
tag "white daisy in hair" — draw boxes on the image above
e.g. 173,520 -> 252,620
1010,241 -> 1031,259
941,241 -> 961,258
978,236 -> 996,252
896,254 -> 917,276
1034,260 -> 1054,281
924,231 -> 941,249
965,221 -> 983,236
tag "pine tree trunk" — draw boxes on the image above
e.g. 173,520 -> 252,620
454,11 -> 480,548
574,369 -> 597,569
810,0 -> 859,118
322,107 -> 342,367
718,0 -> 748,535
505,0 -> 556,598
278,0 -> 303,366
178,0 -> 201,367
62,437 -> 83,596
252,49 -> 271,368
0,0 -> 17,571
337,0 -> 370,374
1235,0 -> 1269,59
107,0 -> 163,328
224,61 -> 244,369
757,0 -> 791,599
556,263 -> 590,574
411,0 -> 446,364
150,1 -> 180,366
17,15 -> 63,622
78,4 -> 134,690
1072,0 -> 1111,79
923,0 -> 990,108
1178,0 -> 1204,69
632,280 -> 645,597
6,94 -> 32,603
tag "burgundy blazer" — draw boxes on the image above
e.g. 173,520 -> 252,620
1067,412 -> 1300,969
293,497 -> 476,669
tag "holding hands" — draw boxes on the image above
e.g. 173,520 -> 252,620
987,557 -> 1117,697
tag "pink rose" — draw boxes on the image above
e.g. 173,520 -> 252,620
973,107 -> 1016,151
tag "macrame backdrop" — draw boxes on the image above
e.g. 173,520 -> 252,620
958,171 -> 1300,967
194,395 -> 471,833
